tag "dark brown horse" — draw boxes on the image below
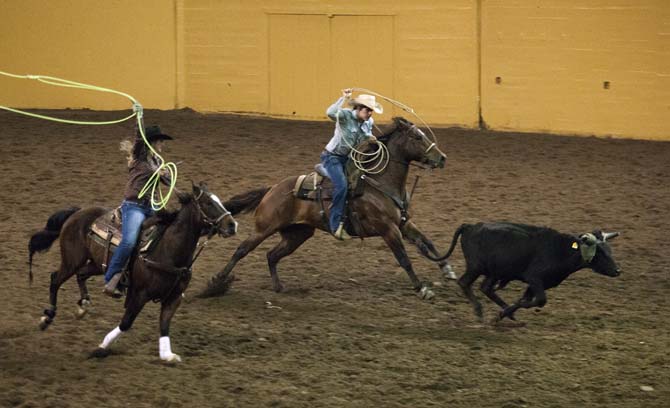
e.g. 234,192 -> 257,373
199,117 -> 450,299
28,182 -> 237,362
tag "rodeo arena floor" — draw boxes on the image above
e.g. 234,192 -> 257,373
0,108 -> 668,408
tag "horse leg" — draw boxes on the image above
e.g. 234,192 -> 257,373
158,295 -> 183,363
39,264 -> 77,330
92,289 -> 149,358
457,267 -> 484,320
198,231 -> 274,297
75,262 -> 99,319
382,226 -> 434,300
401,221 -> 457,280
267,225 -> 315,292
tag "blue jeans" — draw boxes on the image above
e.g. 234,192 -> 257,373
104,200 -> 154,283
320,151 -> 349,233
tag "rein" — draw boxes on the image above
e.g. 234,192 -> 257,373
140,191 -> 226,302
360,175 -> 411,228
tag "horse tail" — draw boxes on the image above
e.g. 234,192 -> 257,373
28,207 -> 80,284
224,187 -> 271,216
424,224 -> 467,262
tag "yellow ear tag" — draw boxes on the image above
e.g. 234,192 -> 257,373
572,242 -> 579,250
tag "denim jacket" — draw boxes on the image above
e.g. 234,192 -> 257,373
325,96 -> 374,156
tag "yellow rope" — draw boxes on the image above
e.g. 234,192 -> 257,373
0,70 -> 177,210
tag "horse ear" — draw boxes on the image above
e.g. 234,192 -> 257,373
199,181 -> 208,190
192,180 -> 201,195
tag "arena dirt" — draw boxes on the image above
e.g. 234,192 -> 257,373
0,109 -> 668,407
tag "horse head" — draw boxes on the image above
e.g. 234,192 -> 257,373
380,117 -> 446,168
187,181 -> 238,238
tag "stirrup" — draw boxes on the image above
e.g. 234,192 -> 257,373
103,274 -> 124,299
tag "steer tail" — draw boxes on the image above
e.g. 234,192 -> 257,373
223,187 -> 271,216
424,224 -> 467,262
28,207 -> 80,284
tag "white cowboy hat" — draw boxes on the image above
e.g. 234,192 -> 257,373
350,94 -> 383,114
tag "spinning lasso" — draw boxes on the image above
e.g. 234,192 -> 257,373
340,88 -> 438,174
0,70 -> 177,210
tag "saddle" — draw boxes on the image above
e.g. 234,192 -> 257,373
293,160 -> 364,200
292,161 -> 366,238
89,208 -> 165,274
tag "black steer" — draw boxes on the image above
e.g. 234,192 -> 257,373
429,222 -> 621,321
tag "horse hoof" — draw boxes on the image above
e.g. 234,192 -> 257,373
418,286 -> 435,300
273,282 -> 285,293
75,306 -> 88,319
162,354 -> 182,364
38,316 -> 51,331
90,347 -> 111,359
441,264 -> 457,280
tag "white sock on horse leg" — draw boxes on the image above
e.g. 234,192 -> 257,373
159,336 -> 172,359
99,326 -> 122,349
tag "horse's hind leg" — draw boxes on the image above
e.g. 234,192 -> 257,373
198,231 -> 274,297
39,264 -> 77,330
158,295 -> 183,363
267,225 -> 315,292
75,262 -> 99,319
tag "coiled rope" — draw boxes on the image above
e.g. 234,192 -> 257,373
339,88 -> 438,174
0,70 -> 177,210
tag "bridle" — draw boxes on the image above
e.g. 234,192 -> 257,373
193,189 -> 232,234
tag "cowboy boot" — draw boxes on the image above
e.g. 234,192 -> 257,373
103,273 -> 124,298
334,222 -> 351,240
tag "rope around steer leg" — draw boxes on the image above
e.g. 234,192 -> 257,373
0,70 -> 177,210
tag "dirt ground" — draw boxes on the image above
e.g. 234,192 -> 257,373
0,108 -> 668,408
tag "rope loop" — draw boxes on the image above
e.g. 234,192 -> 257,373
0,70 -> 177,210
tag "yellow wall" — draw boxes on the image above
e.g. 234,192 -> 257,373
481,0 -> 670,140
0,0 -> 176,110
2,1 -> 668,139
179,0 -> 479,126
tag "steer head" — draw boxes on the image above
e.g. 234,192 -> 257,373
578,230 -> 621,277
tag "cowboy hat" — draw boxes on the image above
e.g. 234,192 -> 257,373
141,125 -> 174,142
350,94 -> 383,114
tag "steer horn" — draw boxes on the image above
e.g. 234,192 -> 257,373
580,233 -> 598,245
602,231 -> 620,241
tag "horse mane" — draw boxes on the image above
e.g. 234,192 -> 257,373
378,117 -> 412,143
148,191 -> 193,225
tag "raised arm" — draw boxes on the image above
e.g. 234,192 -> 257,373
326,88 -> 353,121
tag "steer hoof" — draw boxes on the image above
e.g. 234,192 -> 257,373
497,307 -> 517,322
418,285 -> 435,300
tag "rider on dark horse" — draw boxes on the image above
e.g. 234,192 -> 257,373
103,125 -> 173,297
320,88 -> 383,240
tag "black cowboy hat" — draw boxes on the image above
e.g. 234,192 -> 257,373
142,125 -> 174,142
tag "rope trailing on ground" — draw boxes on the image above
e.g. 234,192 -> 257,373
0,70 -> 177,210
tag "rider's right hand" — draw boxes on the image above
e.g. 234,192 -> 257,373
342,88 -> 353,98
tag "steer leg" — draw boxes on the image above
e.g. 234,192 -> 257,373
458,269 -> 483,319
499,282 -> 547,321
480,276 -> 513,317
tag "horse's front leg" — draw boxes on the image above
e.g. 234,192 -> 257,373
383,225 -> 434,300
401,221 -> 457,280
158,294 -> 183,363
